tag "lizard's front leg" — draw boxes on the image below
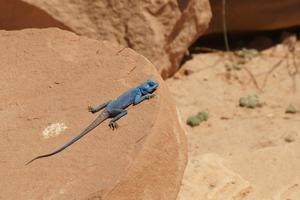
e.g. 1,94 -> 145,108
108,109 -> 128,130
88,100 -> 112,113
133,94 -> 155,105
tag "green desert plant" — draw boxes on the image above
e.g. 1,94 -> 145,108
187,111 -> 209,127
285,104 -> 297,114
239,94 -> 263,108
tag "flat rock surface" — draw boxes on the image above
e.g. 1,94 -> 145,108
0,28 -> 187,200
167,43 -> 300,199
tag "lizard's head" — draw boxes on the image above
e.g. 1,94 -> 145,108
140,79 -> 159,95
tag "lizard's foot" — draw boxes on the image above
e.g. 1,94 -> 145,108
88,106 -> 96,113
146,94 -> 156,99
109,121 -> 118,130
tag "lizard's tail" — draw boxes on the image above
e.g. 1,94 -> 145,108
26,110 -> 110,165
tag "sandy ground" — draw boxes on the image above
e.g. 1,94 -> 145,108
167,43 -> 300,199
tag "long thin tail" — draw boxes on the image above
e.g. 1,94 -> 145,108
26,110 -> 109,165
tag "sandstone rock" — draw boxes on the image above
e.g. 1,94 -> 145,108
0,0 -> 211,78
208,0 -> 300,34
177,154 -> 252,200
0,0 -> 70,30
0,28 -> 187,200
167,46 -> 300,199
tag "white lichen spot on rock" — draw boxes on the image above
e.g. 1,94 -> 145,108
42,123 -> 67,139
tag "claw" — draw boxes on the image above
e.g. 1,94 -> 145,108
88,106 -> 96,113
109,121 -> 118,130
88,106 -> 93,112
147,94 -> 156,99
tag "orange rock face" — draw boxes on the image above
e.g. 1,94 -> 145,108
0,28 -> 187,200
0,0 -> 211,78
208,0 -> 300,34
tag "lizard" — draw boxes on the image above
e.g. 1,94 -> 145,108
26,79 -> 159,165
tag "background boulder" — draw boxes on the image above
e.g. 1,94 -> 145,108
0,0 -> 211,78
208,0 -> 300,34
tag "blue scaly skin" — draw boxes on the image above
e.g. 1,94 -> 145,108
26,79 -> 159,165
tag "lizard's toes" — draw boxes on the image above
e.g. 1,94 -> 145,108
109,122 -> 118,130
149,94 -> 156,98
147,94 -> 156,99
88,106 -> 95,113
109,123 -> 115,130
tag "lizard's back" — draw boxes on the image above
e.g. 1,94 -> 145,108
106,88 -> 139,111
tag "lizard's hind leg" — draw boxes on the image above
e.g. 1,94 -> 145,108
108,109 -> 128,130
88,100 -> 112,113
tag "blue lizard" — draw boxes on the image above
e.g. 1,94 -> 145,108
26,79 -> 159,165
